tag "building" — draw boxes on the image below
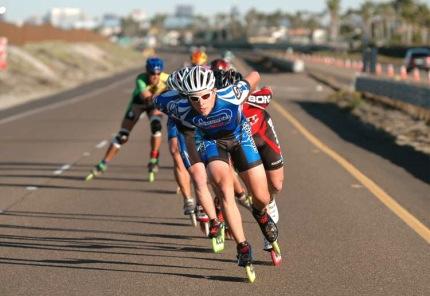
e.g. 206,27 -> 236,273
175,5 -> 193,18
99,14 -> 121,37
45,7 -> 98,30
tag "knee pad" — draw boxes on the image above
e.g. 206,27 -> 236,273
150,116 -> 162,137
112,129 -> 130,148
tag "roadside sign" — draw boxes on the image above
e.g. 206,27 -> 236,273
0,37 -> 8,70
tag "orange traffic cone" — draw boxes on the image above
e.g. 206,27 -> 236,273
400,66 -> 408,80
387,64 -> 394,77
376,63 -> 382,76
412,68 -> 421,82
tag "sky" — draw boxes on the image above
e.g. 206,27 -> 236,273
1,0 -> 430,22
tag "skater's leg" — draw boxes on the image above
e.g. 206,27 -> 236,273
207,160 -> 246,244
169,137 -> 192,200
188,162 -> 216,220
239,164 -> 270,210
87,113 -> 140,179
148,110 -> 163,165
239,164 -> 278,243
266,167 -> 283,196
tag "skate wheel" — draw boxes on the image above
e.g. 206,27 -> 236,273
211,226 -> 225,253
148,172 -> 155,183
272,241 -> 281,255
245,264 -> 256,283
190,213 -> 197,227
270,249 -> 282,266
85,173 -> 94,181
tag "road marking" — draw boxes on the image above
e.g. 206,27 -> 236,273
26,186 -> 38,191
96,140 -> 108,149
60,164 -> 71,170
271,100 -> 430,244
53,164 -> 71,175
0,74 -> 134,126
83,152 -> 90,156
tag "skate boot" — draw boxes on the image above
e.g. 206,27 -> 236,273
85,160 -> 107,181
196,205 -> 209,236
147,157 -> 159,183
252,207 -> 278,243
237,241 -> 256,283
209,218 -> 225,253
252,207 -> 281,260
266,198 -> 279,224
214,197 -> 225,223
264,199 -> 281,266
236,192 -> 252,210
183,198 -> 197,226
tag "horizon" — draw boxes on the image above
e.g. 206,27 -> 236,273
3,0 -> 429,22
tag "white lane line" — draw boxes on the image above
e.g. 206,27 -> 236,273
96,140 -> 108,149
0,73 -> 134,126
83,152 -> 91,156
53,164 -> 71,175
61,164 -> 71,170
26,186 -> 38,191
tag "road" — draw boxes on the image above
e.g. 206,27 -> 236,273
0,51 -> 429,295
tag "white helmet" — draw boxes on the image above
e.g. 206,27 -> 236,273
183,66 -> 215,94
167,67 -> 190,95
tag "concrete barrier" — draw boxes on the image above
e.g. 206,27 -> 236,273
355,74 -> 430,109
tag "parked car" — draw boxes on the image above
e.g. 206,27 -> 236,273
404,48 -> 430,72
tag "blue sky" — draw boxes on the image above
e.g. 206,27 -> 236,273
2,0 -> 430,22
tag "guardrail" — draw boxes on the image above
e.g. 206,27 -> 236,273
257,50 -> 430,121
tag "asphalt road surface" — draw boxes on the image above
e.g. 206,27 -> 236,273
0,51 -> 429,296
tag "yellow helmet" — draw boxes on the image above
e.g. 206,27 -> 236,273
191,50 -> 208,66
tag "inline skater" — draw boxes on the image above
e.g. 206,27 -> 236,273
155,66 -> 280,282
209,58 -> 253,210
166,69 -> 222,250
166,117 -> 197,225
210,58 -> 231,71
213,68 -> 284,266
85,57 -> 167,182
191,49 -> 208,66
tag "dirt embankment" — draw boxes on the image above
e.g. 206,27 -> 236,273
0,42 -> 147,110
328,91 -> 430,155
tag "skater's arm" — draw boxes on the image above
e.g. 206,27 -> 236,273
140,89 -> 154,102
244,71 -> 260,92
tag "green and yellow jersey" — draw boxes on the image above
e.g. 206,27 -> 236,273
131,72 -> 169,103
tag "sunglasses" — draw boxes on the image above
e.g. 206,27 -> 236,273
188,92 -> 211,102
